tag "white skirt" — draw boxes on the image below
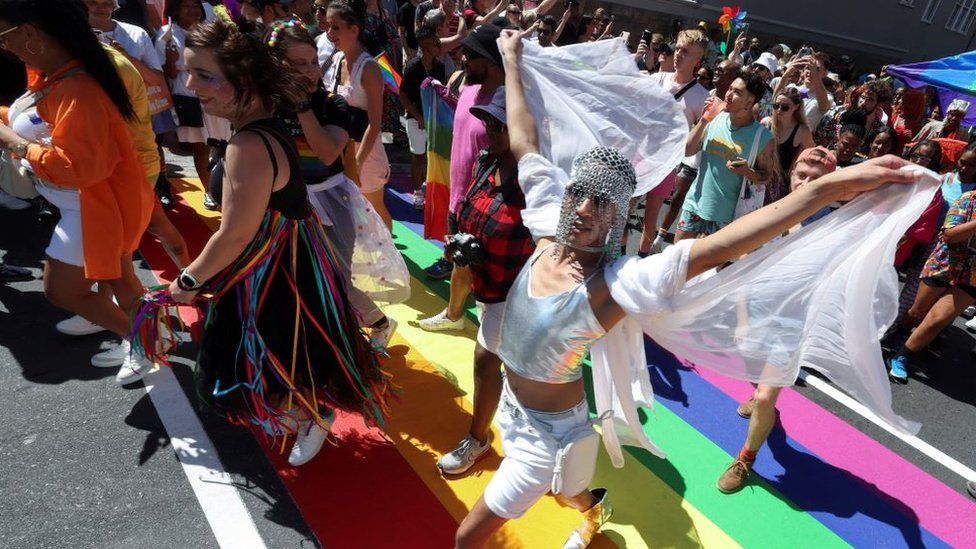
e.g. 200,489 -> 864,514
306,173 -> 409,307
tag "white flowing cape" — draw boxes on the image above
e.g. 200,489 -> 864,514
504,37 -> 688,197
510,36 -> 940,468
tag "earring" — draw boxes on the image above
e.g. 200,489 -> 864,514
25,38 -> 45,56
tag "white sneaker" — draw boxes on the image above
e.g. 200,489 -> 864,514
417,309 -> 465,333
437,433 -> 491,475
288,412 -> 334,466
91,340 -> 130,368
964,305 -> 976,319
115,352 -> 156,386
966,316 -> 976,331
56,315 -> 107,336
369,317 -> 398,352
0,189 -> 31,211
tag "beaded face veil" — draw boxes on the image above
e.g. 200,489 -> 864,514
554,146 -> 637,260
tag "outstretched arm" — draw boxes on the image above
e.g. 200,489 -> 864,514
500,30 -> 539,161
687,155 -> 920,278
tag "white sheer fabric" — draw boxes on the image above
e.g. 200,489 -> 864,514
606,167 -> 941,438
502,37 -> 688,197
307,174 -> 410,307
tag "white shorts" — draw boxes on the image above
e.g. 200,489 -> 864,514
476,300 -> 506,354
176,125 -> 207,144
36,182 -> 84,267
356,140 -> 391,194
483,379 -> 591,520
403,116 -> 427,155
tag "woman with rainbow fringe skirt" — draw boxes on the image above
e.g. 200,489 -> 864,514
131,18 -> 391,467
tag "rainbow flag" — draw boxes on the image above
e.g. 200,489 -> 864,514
888,51 -> 976,126
375,52 -> 402,95
420,77 -> 455,241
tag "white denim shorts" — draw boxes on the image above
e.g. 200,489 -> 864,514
483,378 -> 591,520
476,300 -> 506,354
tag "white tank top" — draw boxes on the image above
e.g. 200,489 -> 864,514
328,51 -> 376,110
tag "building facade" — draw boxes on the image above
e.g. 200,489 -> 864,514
593,0 -> 976,70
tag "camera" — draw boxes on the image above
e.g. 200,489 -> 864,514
445,233 -> 486,267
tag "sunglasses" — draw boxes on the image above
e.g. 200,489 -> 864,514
909,153 -> 933,162
312,4 -> 328,13
508,8 -> 522,14
772,103 -> 792,112
484,117 -> 506,133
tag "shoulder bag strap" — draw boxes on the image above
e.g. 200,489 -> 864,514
672,79 -> 697,101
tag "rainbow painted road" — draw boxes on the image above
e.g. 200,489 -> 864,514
137,174 -> 976,548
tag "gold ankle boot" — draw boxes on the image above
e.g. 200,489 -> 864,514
561,488 -> 612,549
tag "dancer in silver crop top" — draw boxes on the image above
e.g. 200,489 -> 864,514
497,243 -> 606,384
456,31 -> 923,549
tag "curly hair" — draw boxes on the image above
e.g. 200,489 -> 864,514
859,79 -> 893,103
0,0 -> 134,120
186,18 -> 306,115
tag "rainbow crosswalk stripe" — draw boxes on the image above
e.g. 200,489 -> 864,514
376,52 -> 402,95
139,175 -> 976,548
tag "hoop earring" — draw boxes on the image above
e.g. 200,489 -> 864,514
25,39 -> 44,56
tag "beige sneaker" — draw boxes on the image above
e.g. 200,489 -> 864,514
717,458 -> 752,494
562,488 -> 613,548
417,309 -> 464,333
737,397 -> 756,419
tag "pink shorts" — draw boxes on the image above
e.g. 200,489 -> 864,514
648,168 -> 678,199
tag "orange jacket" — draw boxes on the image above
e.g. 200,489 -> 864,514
23,62 -> 153,280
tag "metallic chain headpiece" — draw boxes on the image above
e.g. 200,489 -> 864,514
554,147 -> 637,260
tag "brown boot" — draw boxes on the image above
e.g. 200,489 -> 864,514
737,397 -> 756,419
717,458 -> 752,494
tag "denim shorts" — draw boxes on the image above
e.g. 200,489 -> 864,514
483,379 -> 591,519
677,209 -> 727,236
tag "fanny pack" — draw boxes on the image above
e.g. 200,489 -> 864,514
502,385 -> 610,496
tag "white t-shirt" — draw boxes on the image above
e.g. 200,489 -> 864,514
317,33 -> 337,87
649,71 -> 709,168
155,23 -> 192,97
103,20 -> 162,71
790,84 -> 834,130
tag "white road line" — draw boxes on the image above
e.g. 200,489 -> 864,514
144,366 -> 268,549
798,370 -> 976,482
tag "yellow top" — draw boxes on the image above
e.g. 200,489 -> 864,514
103,44 -> 160,179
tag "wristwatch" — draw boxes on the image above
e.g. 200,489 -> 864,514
176,268 -> 204,291
9,141 -> 28,158
295,99 -> 313,113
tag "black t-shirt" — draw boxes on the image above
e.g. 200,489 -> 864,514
401,56 -> 446,119
555,21 -> 579,46
397,2 -> 419,51
278,89 -> 364,183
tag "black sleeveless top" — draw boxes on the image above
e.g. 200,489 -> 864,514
778,123 -> 802,173
238,118 -> 310,220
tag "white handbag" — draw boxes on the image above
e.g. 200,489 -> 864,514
551,423 -> 602,496
0,150 -> 38,199
732,125 -> 767,219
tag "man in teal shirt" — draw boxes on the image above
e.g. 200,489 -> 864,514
677,70 -> 775,240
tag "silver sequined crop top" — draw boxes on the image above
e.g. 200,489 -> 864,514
497,246 -> 607,384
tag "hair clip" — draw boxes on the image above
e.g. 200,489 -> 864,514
267,18 -> 307,48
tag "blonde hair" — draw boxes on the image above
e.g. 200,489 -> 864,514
677,29 -> 707,53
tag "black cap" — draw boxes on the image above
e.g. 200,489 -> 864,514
462,23 -> 503,66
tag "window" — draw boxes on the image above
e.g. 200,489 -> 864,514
946,0 -> 976,33
922,0 -> 943,22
